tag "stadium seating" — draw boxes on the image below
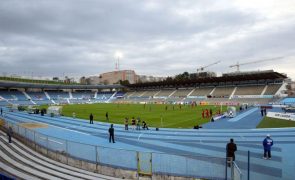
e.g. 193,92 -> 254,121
141,90 -> 160,97
26,92 -> 48,101
189,87 -> 214,96
0,130 -> 120,180
72,91 -> 94,99
234,85 -> 265,95
155,89 -> 176,97
0,90 -> 27,101
264,84 -> 282,95
212,87 -> 234,97
171,89 -> 193,97
46,91 -> 70,100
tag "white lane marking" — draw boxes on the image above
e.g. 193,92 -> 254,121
240,135 -> 245,140
228,108 -> 258,122
48,138 -> 63,145
6,113 -> 90,135
138,133 -> 145,141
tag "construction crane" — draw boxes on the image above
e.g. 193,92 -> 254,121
229,56 -> 284,71
197,60 -> 221,72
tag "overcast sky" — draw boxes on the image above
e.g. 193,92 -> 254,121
0,0 -> 295,80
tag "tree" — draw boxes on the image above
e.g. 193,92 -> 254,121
119,80 -> 130,85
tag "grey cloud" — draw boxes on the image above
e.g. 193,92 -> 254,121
0,0 -> 294,80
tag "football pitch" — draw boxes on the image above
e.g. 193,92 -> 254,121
61,103 -> 227,128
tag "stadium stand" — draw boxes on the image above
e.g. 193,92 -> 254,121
72,91 -> 94,99
0,70 -> 288,106
155,89 -> 176,97
141,90 -> 160,97
0,90 -> 27,101
234,85 -> 265,95
0,130 -> 120,180
171,89 -> 193,97
264,84 -> 282,95
212,87 -> 235,97
189,87 -> 214,96
127,91 -> 146,98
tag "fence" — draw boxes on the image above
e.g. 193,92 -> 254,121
3,119 -> 242,180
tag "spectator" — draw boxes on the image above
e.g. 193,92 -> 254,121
89,113 -> 94,124
260,108 -> 264,116
124,117 -> 129,130
142,121 -> 149,130
108,124 -> 115,143
131,117 -> 136,130
106,112 -> 109,121
263,134 -> 273,159
7,127 -> 13,143
136,117 -> 141,130
202,110 -> 205,119
205,109 -> 209,118
193,124 -> 202,129
226,138 -> 237,166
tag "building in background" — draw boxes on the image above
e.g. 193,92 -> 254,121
138,75 -> 166,83
98,70 -> 138,85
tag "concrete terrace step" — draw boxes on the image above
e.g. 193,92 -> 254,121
0,160 -> 40,180
0,140 -> 81,179
0,131 -> 122,180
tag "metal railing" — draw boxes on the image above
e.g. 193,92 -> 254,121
3,119 -> 242,180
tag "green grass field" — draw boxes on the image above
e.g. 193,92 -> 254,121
257,117 -> 295,128
61,103 -> 226,128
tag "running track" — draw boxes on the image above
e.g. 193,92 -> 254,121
2,108 -> 295,180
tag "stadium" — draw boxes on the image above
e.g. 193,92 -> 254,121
1,69 -> 295,180
1,1 -> 295,180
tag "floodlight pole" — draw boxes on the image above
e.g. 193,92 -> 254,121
117,56 -> 120,70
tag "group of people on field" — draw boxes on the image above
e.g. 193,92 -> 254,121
125,117 -> 149,131
86,112 -> 109,124
201,109 -> 213,118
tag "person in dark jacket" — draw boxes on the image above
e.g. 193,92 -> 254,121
108,124 -> 115,143
142,121 -> 149,130
124,117 -> 128,130
106,112 -> 109,121
7,127 -> 13,143
263,134 -> 273,159
226,138 -> 237,164
89,113 -> 94,124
